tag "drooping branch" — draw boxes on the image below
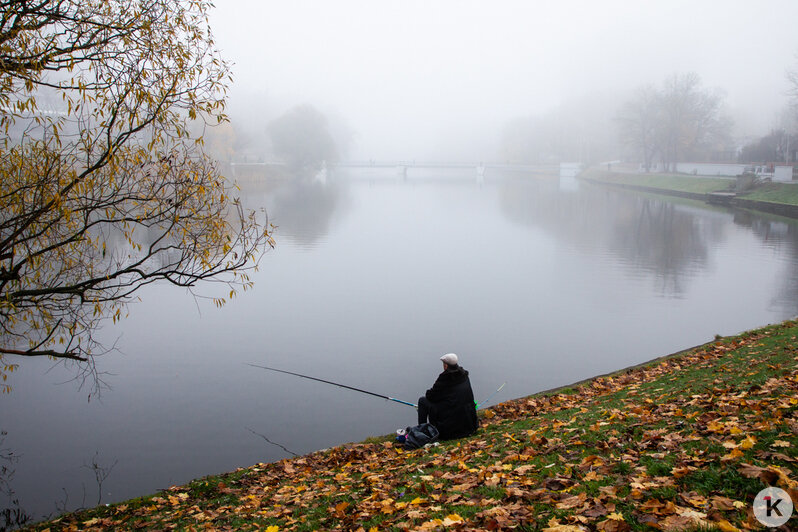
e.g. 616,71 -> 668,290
0,0 -> 273,378
0,347 -> 87,361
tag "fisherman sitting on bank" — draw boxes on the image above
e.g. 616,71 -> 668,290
417,353 -> 479,440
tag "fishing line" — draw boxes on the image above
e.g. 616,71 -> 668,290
477,381 -> 506,409
246,363 -> 418,407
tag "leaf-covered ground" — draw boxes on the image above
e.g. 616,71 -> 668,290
29,320 -> 798,531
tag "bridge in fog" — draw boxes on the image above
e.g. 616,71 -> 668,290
229,160 -> 581,183
333,161 -> 582,181
333,160 -> 558,172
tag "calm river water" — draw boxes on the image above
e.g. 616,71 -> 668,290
3,168 -> 798,523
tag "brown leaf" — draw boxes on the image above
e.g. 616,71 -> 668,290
556,493 -> 587,510
658,515 -> 696,531
640,499 -> 667,515
680,491 -> 708,508
709,495 -> 738,511
543,476 -> 575,491
332,501 -> 349,519
583,500 -> 609,518
737,463 -> 780,485
598,485 -> 618,499
596,518 -> 630,532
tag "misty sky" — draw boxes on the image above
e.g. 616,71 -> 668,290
210,0 -> 798,160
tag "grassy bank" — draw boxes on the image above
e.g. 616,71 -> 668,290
583,168 -> 798,208
738,182 -> 798,206
581,169 -> 733,195
28,320 -> 798,531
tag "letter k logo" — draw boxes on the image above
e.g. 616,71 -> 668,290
765,495 -> 783,517
755,487 -> 792,527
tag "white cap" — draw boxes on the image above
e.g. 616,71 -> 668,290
440,353 -> 458,366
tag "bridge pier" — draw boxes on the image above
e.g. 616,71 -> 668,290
397,165 -> 408,179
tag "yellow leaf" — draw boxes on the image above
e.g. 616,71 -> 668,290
715,520 -> 740,532
442,513 -> 464,526
706,420 -> 724,432
739,435 -> 756,450
607,512 -> 625,521
721,447 -> 744,461
266,527 -> 279,532
418,519 -> 443,530
584,470 -> 604,481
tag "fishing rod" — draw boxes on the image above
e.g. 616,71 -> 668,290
477,382 -> 506,409
246,363 -> 418,408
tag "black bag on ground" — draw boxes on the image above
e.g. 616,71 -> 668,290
403,423 -> 439,450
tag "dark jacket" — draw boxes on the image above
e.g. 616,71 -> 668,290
425,366 -> 479,440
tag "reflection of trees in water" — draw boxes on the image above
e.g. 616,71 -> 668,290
498,179 -> 725,296
731,212 -> 798,315
232,168 -> 347,248
613,197 -> 723,295
265,180 -> 347,247
1,432 -> 31,530
776,240 -> 798,315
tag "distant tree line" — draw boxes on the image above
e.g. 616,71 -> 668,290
498,73 -> 734,170
499,92 -> 624,165
738,129 -> 797,164
736,57 -> 798,165
616,73 -> 732,172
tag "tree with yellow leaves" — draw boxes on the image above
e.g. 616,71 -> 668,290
0,0 -> 273,389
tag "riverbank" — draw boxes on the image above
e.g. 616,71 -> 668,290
25,319 -> 798,531
581,168 -> 798,219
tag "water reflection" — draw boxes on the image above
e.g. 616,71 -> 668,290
732,212 -> 798,315
267,180 -> 346,246
500,177 -> 724,296
607,196 -> 725,296
1,432 -> 31,531
239,173 -> 347,248
499,175 -> 798,311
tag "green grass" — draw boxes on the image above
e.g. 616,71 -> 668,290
738,181 -> 798,205
582,168 -> 734,194
585,167 -> 798,207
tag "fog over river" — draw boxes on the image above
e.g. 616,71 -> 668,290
3,169 -> 798,522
